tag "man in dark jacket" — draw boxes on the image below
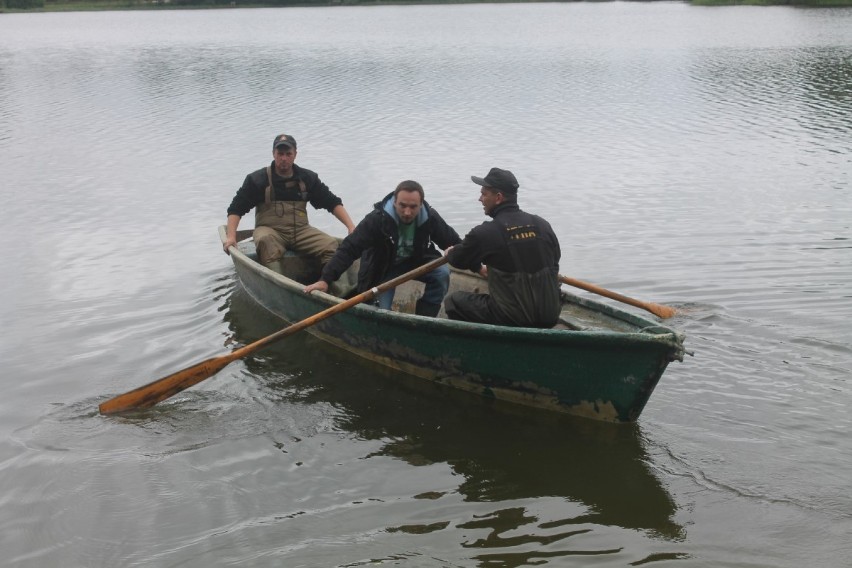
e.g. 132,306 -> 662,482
223,134 -> 356,272
303,180 -> 461,317
444,167 -> 562,328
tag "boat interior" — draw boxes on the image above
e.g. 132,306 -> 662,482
232,230 -> 659,334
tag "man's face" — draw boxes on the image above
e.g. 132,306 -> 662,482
479,187 -> 502,215
394,189 -> 423,225
273,145 -> 297,176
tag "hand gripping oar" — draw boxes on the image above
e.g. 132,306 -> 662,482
559,275 -> 677,319
99,256 -> 449,415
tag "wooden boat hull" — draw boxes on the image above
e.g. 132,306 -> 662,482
221,227 -> 685,423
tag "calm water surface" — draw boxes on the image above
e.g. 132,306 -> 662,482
1,3 -> 850,567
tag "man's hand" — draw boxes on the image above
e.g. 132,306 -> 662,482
303,281 -> 329,294
223,236 -> 237,255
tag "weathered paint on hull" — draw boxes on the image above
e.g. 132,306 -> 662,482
223,228 -> 684,423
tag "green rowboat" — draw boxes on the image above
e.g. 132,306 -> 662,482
221,226 -> 686,423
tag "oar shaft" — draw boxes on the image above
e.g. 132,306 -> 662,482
559,275 -> 677,319
251,255 -> 448,351
99,256 -> 448,415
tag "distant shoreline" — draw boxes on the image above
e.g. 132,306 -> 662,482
3,0 -> 852,14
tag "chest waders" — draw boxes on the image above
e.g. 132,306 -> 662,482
252,167 -> 341,272
487,218 -> 561,327
252,167 -> 310,266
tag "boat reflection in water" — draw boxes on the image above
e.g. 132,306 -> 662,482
222,284 -> 685,550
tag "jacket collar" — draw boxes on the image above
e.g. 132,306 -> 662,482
378,191 -> 430,227
488,201 -> 520,219
269,161 -> 301,181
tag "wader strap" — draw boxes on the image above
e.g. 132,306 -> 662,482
264,166 -> 273,204
263,167 -> 308,203
284,179 -> 308,202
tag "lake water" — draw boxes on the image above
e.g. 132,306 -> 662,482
1,2 -> 851,566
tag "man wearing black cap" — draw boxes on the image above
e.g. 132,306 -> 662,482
444,167 -> 562,328
223,134 -> 356,273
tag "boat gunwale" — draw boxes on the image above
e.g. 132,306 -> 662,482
220,226 -> 685,355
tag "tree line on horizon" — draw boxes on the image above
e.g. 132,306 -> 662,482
5,0 -> 492,9
3,0 -> 849,12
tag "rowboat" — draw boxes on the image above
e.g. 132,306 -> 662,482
220,226 -> 686,423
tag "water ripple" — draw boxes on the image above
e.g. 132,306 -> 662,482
2,4 -> 852,567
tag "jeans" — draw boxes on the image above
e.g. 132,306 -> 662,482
376,258 -> 450,310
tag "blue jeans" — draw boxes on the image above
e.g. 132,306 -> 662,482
376,258 -> 450,310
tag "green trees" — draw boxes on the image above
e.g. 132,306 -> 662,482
6,0 -> 46,8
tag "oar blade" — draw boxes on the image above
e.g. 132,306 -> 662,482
99,354 -> 235,415
98,255 -> 450,415
647,303 -> 678,319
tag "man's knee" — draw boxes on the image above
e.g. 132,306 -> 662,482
254,230 -> 285,264
443,292 -> 497,325
433,264 -> 450,286
443,292 -> 463,320
421,265 -> 450,304
298,230 -> 338,264
319,241 -> 338,264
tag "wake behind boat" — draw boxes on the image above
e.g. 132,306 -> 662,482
222,227 -> 685,423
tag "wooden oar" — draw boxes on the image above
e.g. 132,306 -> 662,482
559,275 -> 677,319
99,256 -> 449,415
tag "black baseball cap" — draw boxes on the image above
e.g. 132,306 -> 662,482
471,167 -> 519,194
273,134 -> 297,150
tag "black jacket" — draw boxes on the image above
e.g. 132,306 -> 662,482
448,202 -> 562,327
321,192 -> 461,292
226,162 -> 343,217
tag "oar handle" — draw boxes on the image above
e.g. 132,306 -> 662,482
559,275 -> 677,319
99,256 -> 448,415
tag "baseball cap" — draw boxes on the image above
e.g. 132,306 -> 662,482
471,167 -> 519,194
272,134 -> 297,150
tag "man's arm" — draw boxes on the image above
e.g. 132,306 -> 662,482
304,212 -> 375,293
224,170 -> 265,254
447,225 -> 486,274
332,204 -> 356,234
223,214 -> 241,255
303,234 -> 357,295
303,170 -> 351,229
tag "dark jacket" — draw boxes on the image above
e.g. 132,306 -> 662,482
226,162 -> 343,217
321,192 -> 461,292
448,202 -> 562,327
